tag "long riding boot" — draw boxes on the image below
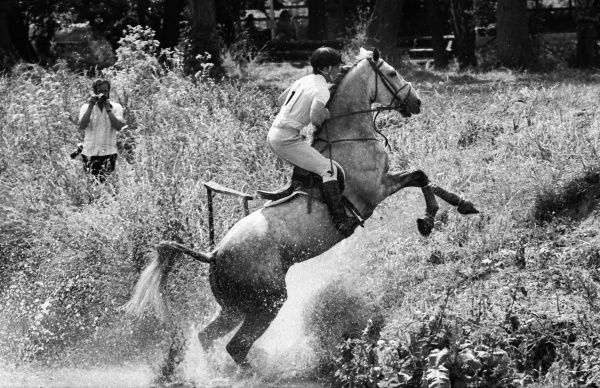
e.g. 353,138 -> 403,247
322,180 -> 356,237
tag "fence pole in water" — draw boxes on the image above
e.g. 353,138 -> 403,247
205,186 -> 215,248
242,198 -> 249,216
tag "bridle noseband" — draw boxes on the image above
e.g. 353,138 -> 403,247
368,58 -> 412,113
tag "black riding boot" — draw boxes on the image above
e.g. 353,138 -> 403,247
322,180 -> 356,237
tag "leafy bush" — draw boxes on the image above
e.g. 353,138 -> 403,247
0,26 -> 281,365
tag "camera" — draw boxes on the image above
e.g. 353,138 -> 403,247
97,93 -> 108,103
70,143 -> 83,159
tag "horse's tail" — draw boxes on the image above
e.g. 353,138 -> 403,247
122,240 -> 214,322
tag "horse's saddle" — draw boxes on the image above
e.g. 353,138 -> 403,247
257,164 -> 365,230
257,164 -> 345,202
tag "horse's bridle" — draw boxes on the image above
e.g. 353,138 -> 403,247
315,57 -> 414,151
369,58 -> 413,113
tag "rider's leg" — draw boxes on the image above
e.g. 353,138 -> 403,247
321,167 -> 356,237
268,126 -> 356,237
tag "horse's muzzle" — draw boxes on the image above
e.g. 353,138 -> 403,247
405,98 -> 421,116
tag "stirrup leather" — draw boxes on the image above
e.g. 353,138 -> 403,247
256,181 -> 297,201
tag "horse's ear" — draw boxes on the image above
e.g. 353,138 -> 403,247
373,48 -> 380,62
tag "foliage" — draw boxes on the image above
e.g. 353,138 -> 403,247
2,29 -> 600,388
0,26 -> 281,366
318,66 -> 600,387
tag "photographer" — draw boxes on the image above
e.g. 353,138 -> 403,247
77,79 -> 125,183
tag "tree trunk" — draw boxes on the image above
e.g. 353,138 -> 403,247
449,0 -> 476,69
136,0 -> 150,26
77,0 -> 90,22
0,0 -> 14,66
575,0 -> 599,67
426,0 -> 448,68
367,0 -> 405,51
160,0 -> 186,48
0,0 -> 37,66
216,0 -> 244,45
496,0 -> 530,68
308,0 -> 327,40
187,0 -> 222,75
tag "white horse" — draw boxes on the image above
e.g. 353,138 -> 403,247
124,47 -> 478,370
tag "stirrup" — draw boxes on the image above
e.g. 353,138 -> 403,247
256,181 -> 295,201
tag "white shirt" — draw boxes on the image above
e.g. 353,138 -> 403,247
273,74 -> 330,131
78,101 -> 124,156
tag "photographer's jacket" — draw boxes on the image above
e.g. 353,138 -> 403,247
78,101 -> 124,156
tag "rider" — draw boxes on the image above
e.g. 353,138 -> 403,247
267,47 -> 355,237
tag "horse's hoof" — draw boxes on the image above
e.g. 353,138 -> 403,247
457,200 -> 479,215
417,218 -> 433,236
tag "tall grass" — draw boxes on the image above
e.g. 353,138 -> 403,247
0,29 -> 284,366
321,68 -> 600,386
1,27 -> 600,386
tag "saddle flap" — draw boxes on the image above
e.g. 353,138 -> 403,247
257,162 -> 346,202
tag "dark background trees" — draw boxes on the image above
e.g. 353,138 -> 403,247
1,0 -> 599,73
496,0 -> 530,68
449,0 -> 477,68
367,0 -> 405,52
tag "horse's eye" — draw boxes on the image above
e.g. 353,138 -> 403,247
389,71 -> 397,77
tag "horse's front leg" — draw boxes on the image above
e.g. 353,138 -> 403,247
384,170 -> 480,236
384,170 -> 439,236
428,184 -> 479,215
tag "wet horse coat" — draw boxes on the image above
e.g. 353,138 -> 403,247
124,48 -> 477,368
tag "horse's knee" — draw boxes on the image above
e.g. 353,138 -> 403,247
412,170 -> 430,187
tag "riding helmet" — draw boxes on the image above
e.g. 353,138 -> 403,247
310,47 -> 342,70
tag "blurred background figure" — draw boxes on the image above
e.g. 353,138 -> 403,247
274,10 -> 297,43
77,79 -> 125,183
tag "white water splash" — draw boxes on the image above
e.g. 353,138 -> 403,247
0,364 -> 154,388
0,229 -> 369,388
179,230 -> 366,387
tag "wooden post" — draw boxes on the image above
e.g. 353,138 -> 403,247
205,185 -> 215,247
270,0 -> 276,40
202,181 -> 253,248
242,198 -> 250,216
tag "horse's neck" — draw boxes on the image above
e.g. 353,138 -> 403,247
329,65 -> 373,135
327,63 -> 385,218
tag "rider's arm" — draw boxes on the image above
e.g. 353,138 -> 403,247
277,87 -> 292,106
78,103 -> 94,130
309,100 -> 330,126
105,102 -> 126,131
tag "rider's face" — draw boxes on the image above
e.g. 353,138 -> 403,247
323,64 -> 341,82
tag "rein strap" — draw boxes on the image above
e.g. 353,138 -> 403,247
319,58 -> 412,151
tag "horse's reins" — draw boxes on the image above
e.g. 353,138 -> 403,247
316,58 -> 413,173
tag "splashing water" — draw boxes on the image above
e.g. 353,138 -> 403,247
0,230 -> 366,388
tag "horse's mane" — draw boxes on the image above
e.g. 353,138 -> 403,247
316,54 -> 370,139
326,66 -> 352,108
326,50 -> 374,109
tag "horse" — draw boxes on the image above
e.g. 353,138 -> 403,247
123,47 -> 478,370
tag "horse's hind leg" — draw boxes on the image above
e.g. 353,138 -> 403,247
225,309 -> 279,367
198,306 -> 243,351
225,293 -> 286,367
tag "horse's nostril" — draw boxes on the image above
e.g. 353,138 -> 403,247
417,99 -> 421,107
